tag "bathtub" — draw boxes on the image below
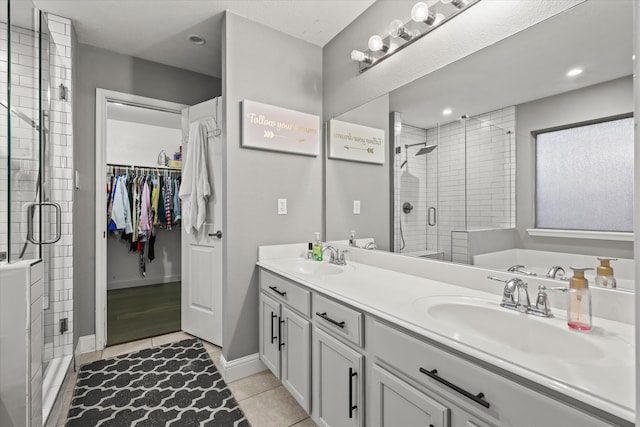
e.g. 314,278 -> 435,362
473,248 -> 634,291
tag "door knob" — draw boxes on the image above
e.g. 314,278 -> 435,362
208,230 -> 223,239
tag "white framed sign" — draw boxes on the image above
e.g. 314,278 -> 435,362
327,119 -> 385,164
241,99 -> 320,156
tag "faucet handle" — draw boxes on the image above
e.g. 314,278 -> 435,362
529,285 -> 554,317
507,264 -> 525,272
338,249 -> 348,265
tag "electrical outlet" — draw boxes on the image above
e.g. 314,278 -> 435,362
353,200 -> 361,214
278,198 -> 288,215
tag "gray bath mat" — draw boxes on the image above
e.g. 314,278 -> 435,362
66,338 -> 249,426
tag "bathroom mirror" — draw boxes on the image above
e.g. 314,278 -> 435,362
325,0 -> 635,289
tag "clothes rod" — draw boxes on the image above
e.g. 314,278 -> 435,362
107,163 -> 181,173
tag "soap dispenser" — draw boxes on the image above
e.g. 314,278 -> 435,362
567,267 -> 593,331
349,230 -> 357,247
312,232 -> 323,261
595,257 -> 617,288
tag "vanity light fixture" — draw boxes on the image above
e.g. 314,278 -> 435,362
389,19 -> 413,41
567,68 -> 583,77
368,35 -> 389,52
351,0 -> 480,73
411,2 -> 444,26
441,0 -> 467,9
351,49 -> 374,64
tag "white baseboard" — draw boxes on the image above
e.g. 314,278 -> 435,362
75,334 -> 97,371
219,352 -> 266,383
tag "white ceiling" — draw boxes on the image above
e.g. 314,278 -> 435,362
390,0 -> 634,130
32,0 -> 376,78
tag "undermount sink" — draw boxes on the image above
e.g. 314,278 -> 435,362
413,296 -> 605,360
271,258 -> 353,277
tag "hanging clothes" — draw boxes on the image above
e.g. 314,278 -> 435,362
179,120 -> 211,234
106,165 -> 181,276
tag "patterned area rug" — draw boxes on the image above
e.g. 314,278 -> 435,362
66,339 -> 250,426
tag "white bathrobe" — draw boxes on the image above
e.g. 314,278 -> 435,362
179,120 -> 211,234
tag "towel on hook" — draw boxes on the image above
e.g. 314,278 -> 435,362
179,120 -> 211,234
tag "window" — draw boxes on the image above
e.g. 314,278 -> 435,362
535,115 -> 634,232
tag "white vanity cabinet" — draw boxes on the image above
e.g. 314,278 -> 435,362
371,320 -> 616,427
258,270 -> 311,412
314,328 -> 364,427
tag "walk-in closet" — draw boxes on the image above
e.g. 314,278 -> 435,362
104,101 -> 183,345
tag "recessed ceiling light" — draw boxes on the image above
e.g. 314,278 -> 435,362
112,102 -> 123,106
567,68 -> 583,77
188,34 -> 206,45
442,108 -> 452,116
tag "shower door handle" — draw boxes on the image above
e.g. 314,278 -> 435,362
428,207 -> 437,226
26,202 -> 62,245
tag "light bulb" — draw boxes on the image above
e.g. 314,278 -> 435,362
351,49 -> 373,64
389,19 -> 412,40
442,108 -> 452,116
411,2 -> 430,22
368,35 -> 387,52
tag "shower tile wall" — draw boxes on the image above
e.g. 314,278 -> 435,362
394,124 -> 428,253
395,107 -> 515,261
43,14 -> 74,362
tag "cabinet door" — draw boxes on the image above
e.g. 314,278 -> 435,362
281,306 -> 311,412
371,364 -> 449,427
314,328 -> 364,427
259,293 -> 281,377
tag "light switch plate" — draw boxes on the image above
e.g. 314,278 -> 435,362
278,198 -> 287,215
353,200 -> 361,214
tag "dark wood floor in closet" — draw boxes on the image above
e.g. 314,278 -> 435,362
107,281 -> 181,346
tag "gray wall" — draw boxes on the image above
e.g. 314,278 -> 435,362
73,44 -> 221,343
321,0 -> 582,253
326,95 -> 390,250
222,12 -> 323,360
516,76 -> 634,258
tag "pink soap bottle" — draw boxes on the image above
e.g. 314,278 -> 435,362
567,267 -> 593,331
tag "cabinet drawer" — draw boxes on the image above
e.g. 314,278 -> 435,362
372,320 -> 612,427
314,294 -> 363,347
260,269 -> 311,317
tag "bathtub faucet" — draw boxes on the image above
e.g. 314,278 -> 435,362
507,264 -> 537,276
546,265 -> 566,279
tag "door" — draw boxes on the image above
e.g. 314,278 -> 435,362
181,97 -> 223,346
314,328 -> 364,427
281,306 -> 311,412
259,293 -> 281,377
371,364 -> 449,427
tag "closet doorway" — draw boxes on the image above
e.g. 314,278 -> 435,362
94,90 -> 224,351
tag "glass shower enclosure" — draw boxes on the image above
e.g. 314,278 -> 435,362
1,1 -> 71,425
393,109 -> 515,262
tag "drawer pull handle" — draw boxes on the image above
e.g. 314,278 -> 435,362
269,286 -> 287,296
316,311 -> 345,328
419,367 -> 490,408
348,367 -> 357,419
270,312 -> 277,344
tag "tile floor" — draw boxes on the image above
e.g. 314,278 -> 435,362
56,331 -> 317,427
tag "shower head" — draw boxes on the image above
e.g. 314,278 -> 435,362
415,144 -> 437,156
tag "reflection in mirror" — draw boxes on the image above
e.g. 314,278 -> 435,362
326,0 -> 635,290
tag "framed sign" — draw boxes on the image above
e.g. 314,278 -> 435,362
327,119 -> 385,164
241,99 -> 320,156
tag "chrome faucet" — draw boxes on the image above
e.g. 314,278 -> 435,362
507,264 -> 537,276
547,265 -> 567,280
488,276 -> 530,313
322,245 -> 348,266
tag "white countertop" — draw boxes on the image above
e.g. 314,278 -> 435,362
257,256 -> 635,423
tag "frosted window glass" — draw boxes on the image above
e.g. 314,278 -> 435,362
536,117 -> 634,232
